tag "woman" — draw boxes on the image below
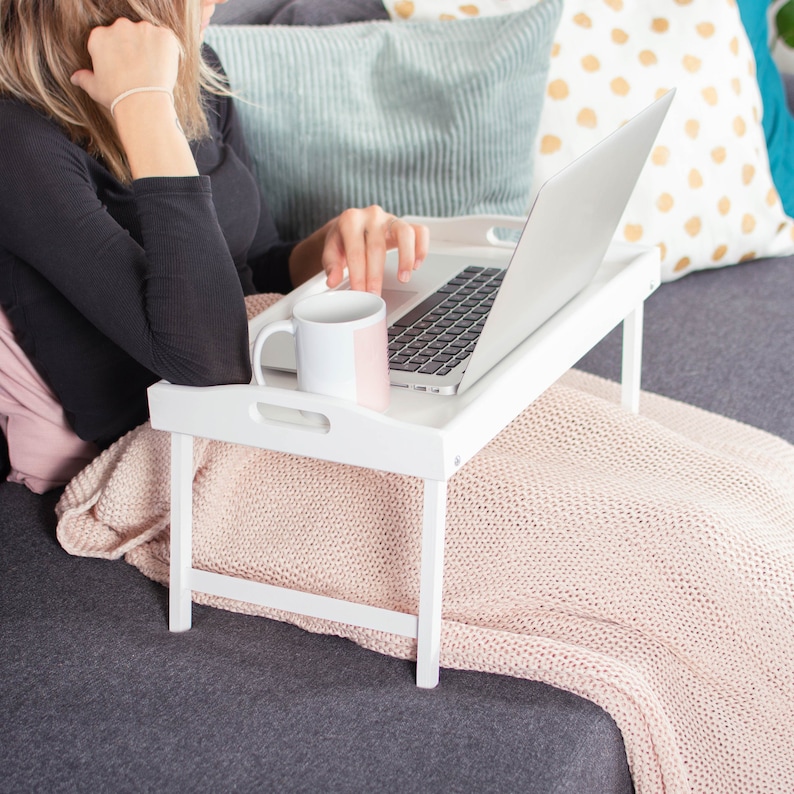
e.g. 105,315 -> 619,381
0,0 -> 427,490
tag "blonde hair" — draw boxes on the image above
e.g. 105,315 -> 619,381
0,0 -> 228,182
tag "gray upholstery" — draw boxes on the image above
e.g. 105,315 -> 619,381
580,253 -> 794,444
211,0 -> 388,25
1,482 -> 633,793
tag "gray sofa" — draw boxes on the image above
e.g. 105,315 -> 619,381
2,6 -> 791,794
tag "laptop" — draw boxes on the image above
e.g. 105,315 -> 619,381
259,90 -> 674,395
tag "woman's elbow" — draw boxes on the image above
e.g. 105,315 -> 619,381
153,340 -> 253,387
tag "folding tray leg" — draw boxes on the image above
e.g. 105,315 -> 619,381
621,302 -> 644,414
169,432 -> 194,632
416,477 -> 448,688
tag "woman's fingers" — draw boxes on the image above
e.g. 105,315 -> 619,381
70,19 -> 181,110
389,217 -> 429,283
322,206 -> 428,294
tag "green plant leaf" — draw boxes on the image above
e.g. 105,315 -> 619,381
776,0 -> 794,48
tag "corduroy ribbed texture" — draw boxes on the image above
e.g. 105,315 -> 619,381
204,3 -> 561,240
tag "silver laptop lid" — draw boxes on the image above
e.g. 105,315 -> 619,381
454,89 -> 675,394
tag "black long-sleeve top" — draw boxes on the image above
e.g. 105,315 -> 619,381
0,55 -> 296,447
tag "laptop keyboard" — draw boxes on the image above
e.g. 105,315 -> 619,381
387,266 -> 505,375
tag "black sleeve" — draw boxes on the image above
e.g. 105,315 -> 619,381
0,102 -> 252,388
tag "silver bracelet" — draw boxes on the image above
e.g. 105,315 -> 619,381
109,86 -> 174,118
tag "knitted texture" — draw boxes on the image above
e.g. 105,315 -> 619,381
56,296 -> 794,793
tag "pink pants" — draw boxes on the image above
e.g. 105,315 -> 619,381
0,309 -> 99,493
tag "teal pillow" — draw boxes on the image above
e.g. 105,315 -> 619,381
737,0 -> 794,217
204,2 -> 562,240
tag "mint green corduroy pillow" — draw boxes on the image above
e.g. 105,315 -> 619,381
204,2 -> 562,241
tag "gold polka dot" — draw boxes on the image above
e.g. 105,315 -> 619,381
739,251 -> 757,263
551,42 -> 561,57
696,22 -> 715,38
733,116 -> 747,136
577,108 -> 597,128
548,79 -> 569,100
611,77 -> 630,96
654,87 -> 669,100
458,4 -> 479,15
651,18 -> 669,33
674,257 -> 691,273
685,119 -> 700,139
604,0 -> 623,10
657,193 -> 674,212
439,13 -> 455,20
790,225 -> 794,242
581,55 -> 600,72
742,214 -> 756,234
702,86 -> 718,105
674,0 -> 693,4
712,245 -> 728,261
612,28 -> 629,44
393,0 -> 414,18
688,169 -> 703,188
574,13 -> 592,28
683,55 -> 702,73
730,36 -> 739,55
778,222 -> 787,233
540,135 -> 561,155
639,50 -> 658,66
651,145 -> 670,165
767,187 -> 780,206
753,105 -> 759,123
718,196 -> 731,215
685,217 -> 702,237
624,224 -> 643,242
742,164 -> 755,185
711,147 -> 726,164
731,77 -> 741,95
659,242 -> 668,260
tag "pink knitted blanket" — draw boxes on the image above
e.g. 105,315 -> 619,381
56,298 -> 794,793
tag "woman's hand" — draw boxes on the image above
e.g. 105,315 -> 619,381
289,206 -> 430,295
70,18 -> 181,112
70,18 -> 197,179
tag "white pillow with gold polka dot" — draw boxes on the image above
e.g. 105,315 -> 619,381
529,0 -> 794,281
384,0 -> 538,21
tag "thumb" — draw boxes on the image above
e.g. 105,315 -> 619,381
70,70 -> 107,109
323,253 -> 346,289
70,69 -> 93,92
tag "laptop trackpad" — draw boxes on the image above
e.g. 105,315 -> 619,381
383,288 -> 418,316
258,288 -> 418,372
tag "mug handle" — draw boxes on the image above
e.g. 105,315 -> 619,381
251,319 -> 295,385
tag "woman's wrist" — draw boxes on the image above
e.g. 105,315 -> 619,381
110,86 -> 174,118
112,91 -> 198,179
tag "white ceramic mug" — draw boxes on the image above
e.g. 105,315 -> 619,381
251,290 -> 390,412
